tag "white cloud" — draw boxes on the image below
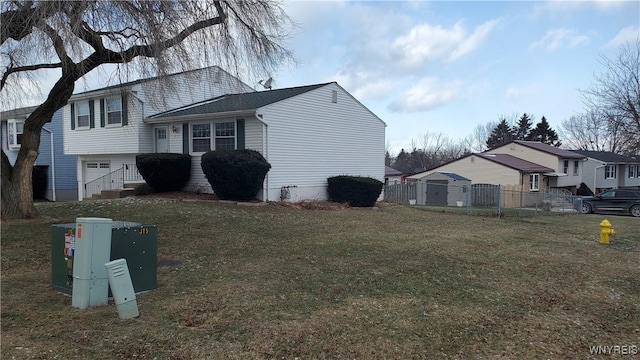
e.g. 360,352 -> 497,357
604,26 -> 640,48
529,28 -> 589,51
389,77 -> 464,113
505,85 -> 539,102
391,19 -> 498,70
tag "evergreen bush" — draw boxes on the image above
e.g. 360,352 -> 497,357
201,149 -> 271,201
136,153 -> 191,193
327,175 -> 383,207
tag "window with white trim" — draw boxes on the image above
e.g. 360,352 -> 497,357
192,123 -> 211,153
7,120 -> 24,149
628,165 -> 637,178
106,97 -> 122,125
605,165 -> 616,179
573,160 -> 579,176
563,160 -> 569,174
529,173 -> 540,191
215,121 -> 235,151
76,101 -> 90,128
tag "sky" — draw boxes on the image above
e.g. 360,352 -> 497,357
4,1 -> 639,155
271,0 -> 640,154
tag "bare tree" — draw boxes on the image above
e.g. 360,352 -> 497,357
1,1 -> 292,219
559,111 -> 625,152
580,40 -> 640,155
409,131 -> 466,171
461,121 -> 496,153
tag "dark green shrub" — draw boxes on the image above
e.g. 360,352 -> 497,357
32,165 -> 48,199
134,183 -> 154,196
327,175 -> 383,207
201,149 -> 271,201
136,153 -> 191,193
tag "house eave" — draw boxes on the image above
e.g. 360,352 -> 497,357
145,110 -> 256,124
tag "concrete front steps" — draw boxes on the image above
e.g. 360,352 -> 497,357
86,182 -> 145,200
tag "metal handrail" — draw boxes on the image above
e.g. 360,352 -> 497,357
84,163 -> 143,198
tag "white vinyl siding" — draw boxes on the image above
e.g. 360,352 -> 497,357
410,156 -> 522,187
257,83 -> 385,201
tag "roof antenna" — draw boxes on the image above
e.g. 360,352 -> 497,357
258,77 -> 273,90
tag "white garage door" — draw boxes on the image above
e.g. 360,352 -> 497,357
84,161 -> 110,198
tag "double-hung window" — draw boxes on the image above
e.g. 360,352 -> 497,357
604,165 -> 616,179
629,165 -> 637,179
563,160 -> 569,174
215,122 -> 235,150
106,97 -> 122,125
76,101 -> 90,128
573,160 -> 579,176
192,123 -> 211,153
7,120 -> 24,149
529,173 -> 540,191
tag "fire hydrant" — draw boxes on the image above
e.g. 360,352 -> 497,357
599,219 -> 615,244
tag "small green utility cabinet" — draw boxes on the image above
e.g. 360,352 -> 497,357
51,221 -> 157,295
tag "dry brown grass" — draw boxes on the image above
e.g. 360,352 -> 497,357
1,198 -> 639,359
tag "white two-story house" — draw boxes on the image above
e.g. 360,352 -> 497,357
63,66 -> 253,199
572,150 -> 640,194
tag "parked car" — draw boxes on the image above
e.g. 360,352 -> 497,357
580,189 -> 640,217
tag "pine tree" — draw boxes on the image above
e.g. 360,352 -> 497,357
528,116 -> 561,146
486,119 -> 515,149
514,113 -> 533,140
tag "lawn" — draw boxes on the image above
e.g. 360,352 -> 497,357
1,197 -> 639,359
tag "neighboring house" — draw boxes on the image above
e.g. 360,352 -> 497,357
146,82 -> 386,202
407,153 -> 553,192
571,150 -> 640,193
488,140 -> 586,192
62,66 -> 254,199
1,106 -> 78,201
385,166 -> 404,185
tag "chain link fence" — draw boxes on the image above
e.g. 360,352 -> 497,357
383,182 -> 582,217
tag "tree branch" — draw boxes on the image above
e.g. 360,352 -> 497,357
1,63 -> 62,91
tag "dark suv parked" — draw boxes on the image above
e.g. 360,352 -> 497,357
580,189 -> 640,217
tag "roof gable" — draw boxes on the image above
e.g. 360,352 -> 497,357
571,150 -> 640,163
150,83 -> 331,119
512,140 -> 584,159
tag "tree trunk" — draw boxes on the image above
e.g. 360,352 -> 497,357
1,136 -> 39,219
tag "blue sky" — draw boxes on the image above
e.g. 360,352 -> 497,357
273,0 -> 640,154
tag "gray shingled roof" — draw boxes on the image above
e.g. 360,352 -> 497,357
150,83 -> 331,119
438,172 -> 471,181
513,140 -> 585,159
479,153 -> 554,173
571,150 -> 640,163
385,166 -> 403,176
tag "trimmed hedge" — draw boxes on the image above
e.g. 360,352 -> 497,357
136,153 -> 191,193
201,149 -> 271,201
327,175 -> 383,207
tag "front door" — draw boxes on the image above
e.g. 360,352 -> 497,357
155,126 -> 168,153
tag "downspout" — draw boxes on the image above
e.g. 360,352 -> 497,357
255,111 -> 269,202
42,127 -> 56,201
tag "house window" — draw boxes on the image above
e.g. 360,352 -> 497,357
214,121 -> 235,151
530,174 -> 540,191
629,165 -> 637,178
7,120 -> 24,149
563,160 -> 569,174
76,101 -> 90,128
573,160 -> 579,176
106,97 -> 122,125
605,165 -> 616,179
192,123 -> 211,153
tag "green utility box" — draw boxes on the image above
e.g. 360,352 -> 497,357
51,221 -> 157,295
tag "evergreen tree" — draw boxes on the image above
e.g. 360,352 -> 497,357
514,113 -> 533,140
393,149 -> 411,171
528,116 -> 561,146
385,151 -> 392,166
486,119 -> 515,149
